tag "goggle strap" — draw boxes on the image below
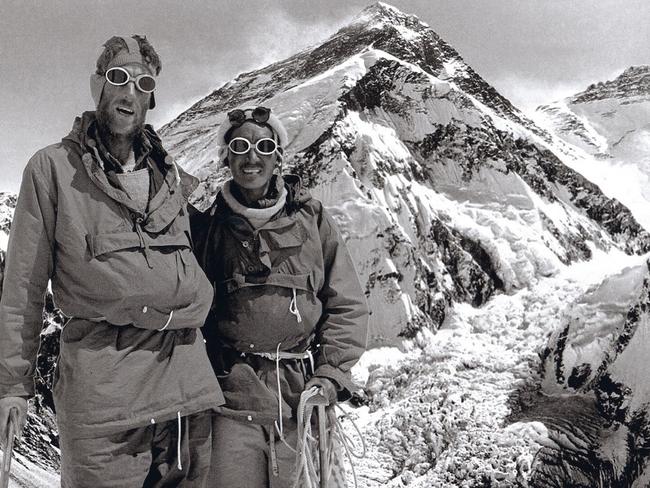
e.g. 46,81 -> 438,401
123,37 -> 141,54
227,107 -> 271,127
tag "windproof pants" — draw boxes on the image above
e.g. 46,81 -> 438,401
209,415 -> 346,488
58,410 -> 212,488
209,416 -> 298,488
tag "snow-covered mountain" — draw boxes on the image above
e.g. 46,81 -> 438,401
3,3 -> 650,487
535,66 -> 650,230
161,2 -> 650,347
530,258 -> 650,487
537,66 -> 650,161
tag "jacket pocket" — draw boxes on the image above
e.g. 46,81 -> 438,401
217,271 -> 323,352
260,219 -> 307,249
86,230 -> 191,258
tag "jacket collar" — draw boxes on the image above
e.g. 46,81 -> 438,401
214,174 -> 310,217
211,174 -> 311,240
63,112 -> 199,230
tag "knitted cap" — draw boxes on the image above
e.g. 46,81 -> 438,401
215,108 -> 288,165
90,36 -> 157,109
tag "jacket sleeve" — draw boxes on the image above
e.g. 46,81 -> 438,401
0,154 -> 56,398
313,205 -> 369,400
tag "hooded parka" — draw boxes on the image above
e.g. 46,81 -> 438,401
0,112 -> 224,438
192,175 -> 368,426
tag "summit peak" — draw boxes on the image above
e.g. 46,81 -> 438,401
350,1 -> 429,30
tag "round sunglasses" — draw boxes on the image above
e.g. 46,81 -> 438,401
228,137 -> 279,156
105,67 -> 156,93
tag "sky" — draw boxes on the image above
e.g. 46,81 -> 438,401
1,0 -> 648,192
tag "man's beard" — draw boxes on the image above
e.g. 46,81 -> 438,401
96,99 -> 146,140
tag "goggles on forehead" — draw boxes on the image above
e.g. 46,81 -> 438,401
227,106 -> 271,127
105,67 -> 156,93
228,137 -> 280,156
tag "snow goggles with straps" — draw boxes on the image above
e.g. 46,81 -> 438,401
105,67 -> 156,93
227,106 -> 271,127
228,137 -> 280,156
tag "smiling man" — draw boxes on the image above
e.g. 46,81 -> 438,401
191,107 -> 368,486
0,36 -> 223,487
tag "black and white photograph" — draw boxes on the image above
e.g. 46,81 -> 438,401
1,1 -> 649,486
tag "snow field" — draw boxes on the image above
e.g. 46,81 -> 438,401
344,250 -> 649,487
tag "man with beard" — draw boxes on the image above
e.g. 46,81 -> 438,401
0,36 -> 223,487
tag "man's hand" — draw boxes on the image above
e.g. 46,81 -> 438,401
304,377 -> 338,405
0,397 -> 27,448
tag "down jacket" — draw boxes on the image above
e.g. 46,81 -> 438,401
0,112 -> 224,437
192,175 -> 368,425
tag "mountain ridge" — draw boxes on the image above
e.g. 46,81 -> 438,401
160,2 -> 650,348
162,1 -> 543,151
535,64 -> 650,230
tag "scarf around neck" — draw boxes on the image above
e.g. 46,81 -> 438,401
221,176 -> 287,229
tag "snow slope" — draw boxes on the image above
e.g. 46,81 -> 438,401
348,248 -> 650,487
535,66 -> 650,230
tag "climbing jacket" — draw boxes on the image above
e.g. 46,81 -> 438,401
0,112 -> 224,437
192,175 -> 369,426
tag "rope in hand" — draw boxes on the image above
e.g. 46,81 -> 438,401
292,387 -> 367,488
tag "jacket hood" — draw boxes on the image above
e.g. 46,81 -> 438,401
62,111 -> 199,200
282,174 -> 311,209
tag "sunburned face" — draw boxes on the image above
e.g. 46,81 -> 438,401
96,63 -> 151,139
227,122 -> 277,204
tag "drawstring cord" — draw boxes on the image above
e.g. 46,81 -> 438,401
90,145 -> 106,172
253,343 -> 313,455
306,349 -> 314,375
177,411 -> 183,471
158,311 -> 173,331
171,161 -> 181,186
269,346 -> 300,477
289,288 -> 302,323
275,342 -> 284,437
271,343 -> 300,455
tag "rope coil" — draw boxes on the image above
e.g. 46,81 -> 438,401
292,387 -> 366,488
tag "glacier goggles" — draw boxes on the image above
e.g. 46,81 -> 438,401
105,67 -> 156,93
228,137 -> 280,156
227,106 -> 271,127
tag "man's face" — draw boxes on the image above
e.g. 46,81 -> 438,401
96,63 -> 151,138
228,122 -> 277,202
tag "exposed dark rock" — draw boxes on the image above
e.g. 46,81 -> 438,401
510,260 -> 650,487
571,65 -> 650,104
429,219 -> 501,306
